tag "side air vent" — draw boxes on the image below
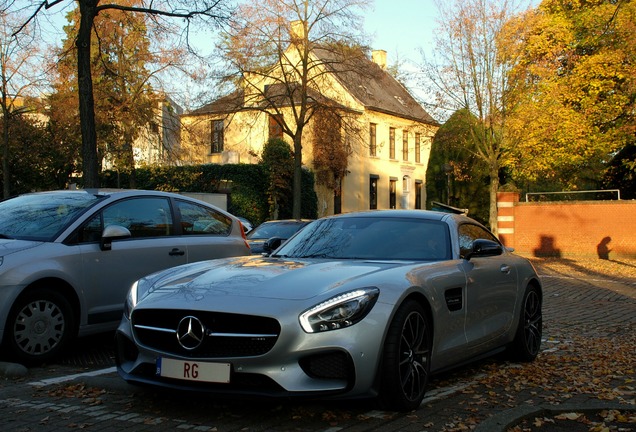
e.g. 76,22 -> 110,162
444,288 -> 463,312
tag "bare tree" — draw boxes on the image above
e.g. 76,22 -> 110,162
17,0 -> 231,188
0,6 -> 48,198
420,0 -> 528,233
217,0 -> 371,219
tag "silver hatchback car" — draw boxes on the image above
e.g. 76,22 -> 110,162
0,189 -> 251,365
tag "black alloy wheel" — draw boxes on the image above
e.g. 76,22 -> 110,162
509,285 -> 542,361
379,300 -> 432,412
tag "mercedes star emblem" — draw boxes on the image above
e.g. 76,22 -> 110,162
176,316 -> 205,350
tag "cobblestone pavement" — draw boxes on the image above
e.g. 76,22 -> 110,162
1,258 -> 635,432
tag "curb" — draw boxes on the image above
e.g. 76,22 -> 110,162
475,401 -> 635,432
0,362 -> 28,378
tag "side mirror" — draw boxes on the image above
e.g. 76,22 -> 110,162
100,225 -> 132,251
262,237 -> 284,255
465,239 -> 503,260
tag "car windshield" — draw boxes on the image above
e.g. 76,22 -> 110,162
247,221 -> 307,240
0,192 -> 104,241
274,217 -> 451,261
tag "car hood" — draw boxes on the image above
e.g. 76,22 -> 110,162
0,239 -> 44,257
139,255 -> 411,304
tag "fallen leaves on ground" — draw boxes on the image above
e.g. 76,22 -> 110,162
46,383 -> 106,405
509,409 -> 636,431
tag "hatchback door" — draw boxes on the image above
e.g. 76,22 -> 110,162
173,198 -> 250,262
75,196 -> 188,328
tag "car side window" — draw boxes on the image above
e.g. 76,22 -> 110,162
78,197 -> 173,243
458,223 -> 499,258
175,199 -> 232,235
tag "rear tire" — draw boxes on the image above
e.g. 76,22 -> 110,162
6,288 -> 75,365
378,300 -> 432,412
509,284 -> 542,362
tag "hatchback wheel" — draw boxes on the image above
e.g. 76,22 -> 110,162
509,285 -> 542,361
379,300 -> 431,412
6,288 -> 74,365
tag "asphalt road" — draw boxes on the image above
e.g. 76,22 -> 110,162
1,257 -> 635,432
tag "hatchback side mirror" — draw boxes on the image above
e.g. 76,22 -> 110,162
100,225 -> 132,251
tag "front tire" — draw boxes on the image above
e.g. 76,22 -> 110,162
379,300 -> 432,412
6,288 -> 75,365
509,284 -> 542,362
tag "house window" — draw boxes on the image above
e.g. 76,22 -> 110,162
389,178 -> 397,209
415,133 -> 421,163
415,180 -> 423,209
389,127 -> 395,159
334,180 -> 342,214
369,123 -> 377,156
370,175 -> 379,209
269,114 -> 284,140
402,130 -> 409,161
211,120 -> 224,153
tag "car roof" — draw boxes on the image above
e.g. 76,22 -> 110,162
327,209 -> 450,221
14,189 -> 237,218
20,189 -> 180,197
260,219 -> 313,224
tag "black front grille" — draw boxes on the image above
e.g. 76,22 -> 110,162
131,309 -> 281,357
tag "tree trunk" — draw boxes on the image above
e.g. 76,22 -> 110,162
292,133 -> 302,219
77,0 -> 100,188
2,103 -> 9,198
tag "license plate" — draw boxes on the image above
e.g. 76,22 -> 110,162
156,357 -> 231,383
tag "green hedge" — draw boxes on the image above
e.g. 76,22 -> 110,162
101,164 -> 318,226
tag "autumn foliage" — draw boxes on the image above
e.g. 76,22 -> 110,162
502,0 -> 636,190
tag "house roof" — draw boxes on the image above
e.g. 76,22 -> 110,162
313,46 -> 438,126
189,91 -> 243,116
189,45 -> 438,126
189,83 -> 350,116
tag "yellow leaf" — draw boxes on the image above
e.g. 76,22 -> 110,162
554,412 -> 582,420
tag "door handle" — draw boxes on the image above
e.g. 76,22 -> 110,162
169,248 -> 185,256
500,264 -> 511,274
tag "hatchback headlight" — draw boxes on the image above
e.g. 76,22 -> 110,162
299,288 -> 379,333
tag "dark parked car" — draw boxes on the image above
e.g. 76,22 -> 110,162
116,210 -> 542,411
246,219 -> 312,254
0,189 -> 251,364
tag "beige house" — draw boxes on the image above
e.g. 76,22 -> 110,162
180,33 -> 438,217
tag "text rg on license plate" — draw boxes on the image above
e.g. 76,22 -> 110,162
156,357 -> 231,383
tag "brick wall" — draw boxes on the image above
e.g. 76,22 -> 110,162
497,192 -> 636,259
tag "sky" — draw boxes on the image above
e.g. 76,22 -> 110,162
41,0 -> 440,66
364,0 -> 439,66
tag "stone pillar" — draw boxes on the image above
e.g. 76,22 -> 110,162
497,192 -> 520,248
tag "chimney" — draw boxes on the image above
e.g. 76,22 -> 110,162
372,50 -> 387,69
290,20 -> 306,41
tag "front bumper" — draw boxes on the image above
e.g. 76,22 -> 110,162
115,307 -> 388,399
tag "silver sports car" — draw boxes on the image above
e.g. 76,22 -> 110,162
116,210 -> 542,412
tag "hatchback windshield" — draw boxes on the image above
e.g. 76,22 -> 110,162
275,217 -> 451,261
0,192 -> 103,241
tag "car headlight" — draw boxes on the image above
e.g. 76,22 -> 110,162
299,288 -> 379,333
